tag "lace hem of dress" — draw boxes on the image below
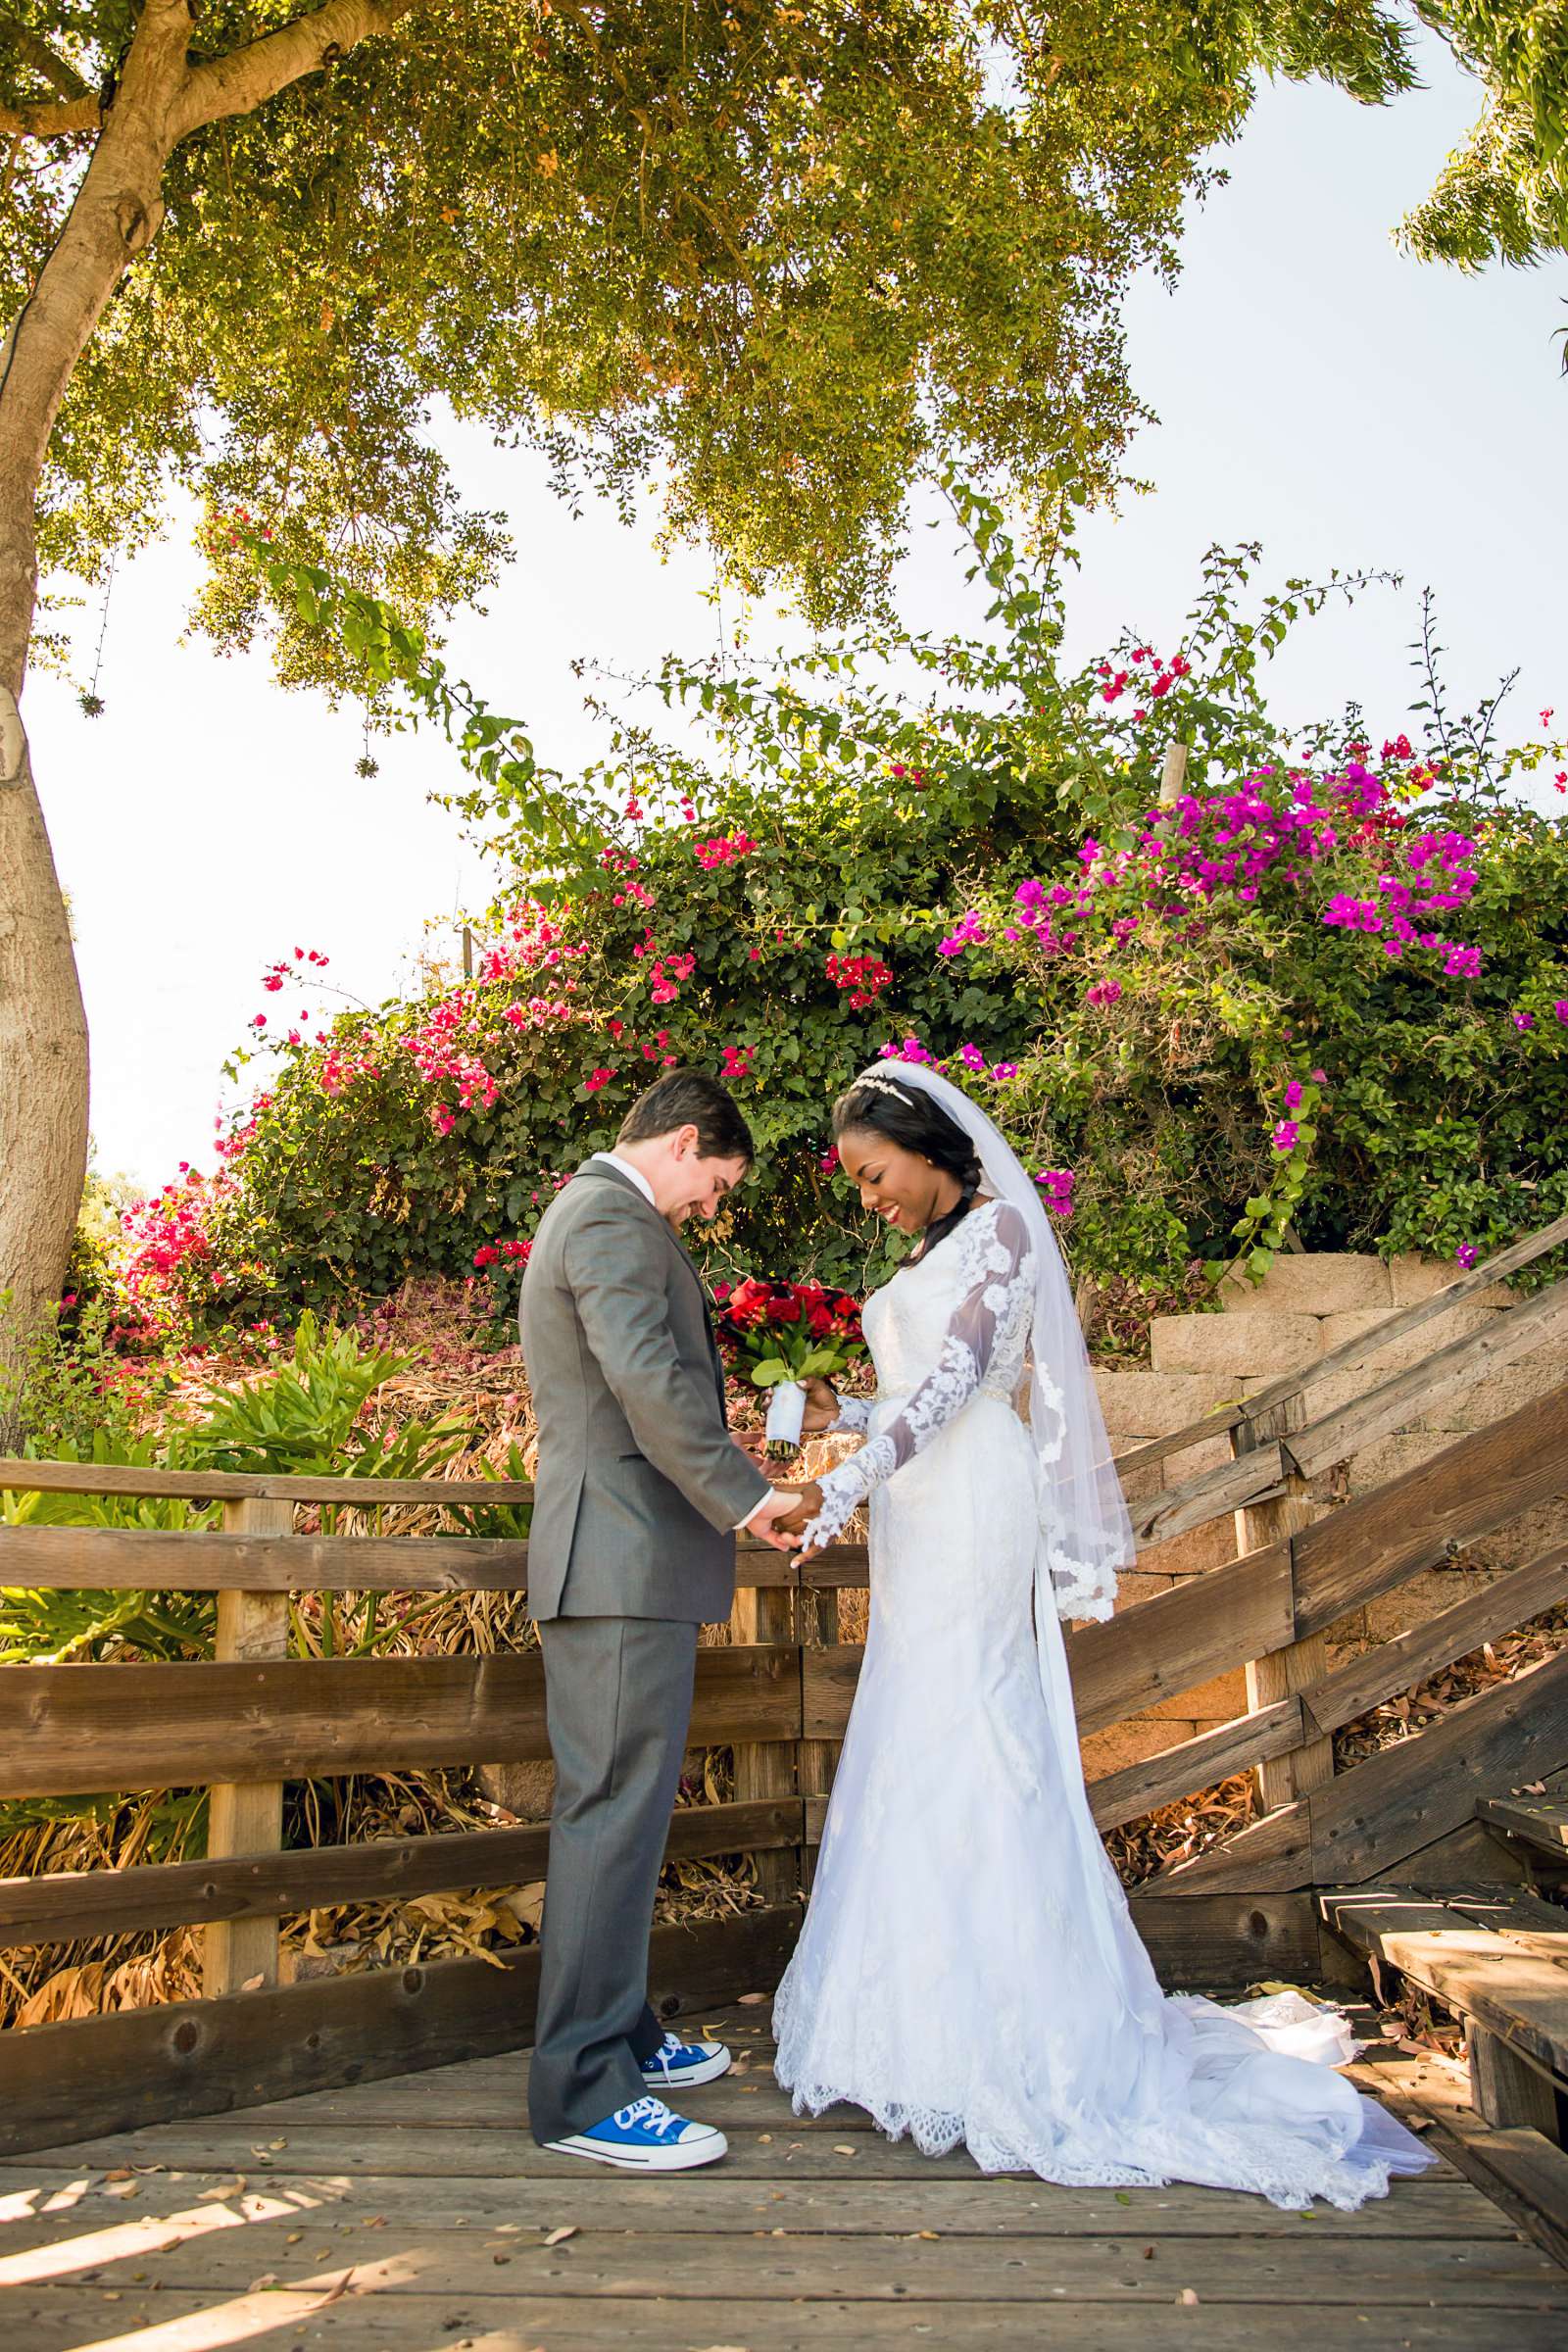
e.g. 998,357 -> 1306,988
772,2064 -> 1396,2209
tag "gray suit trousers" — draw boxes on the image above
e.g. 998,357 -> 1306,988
527,1614 -> 698,2144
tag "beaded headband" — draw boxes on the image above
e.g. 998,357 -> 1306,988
851,1072 -> 915,1105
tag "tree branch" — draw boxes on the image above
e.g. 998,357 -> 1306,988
0,91 -> 102,138
174,0 -> 419,137
2,19 -> 91,100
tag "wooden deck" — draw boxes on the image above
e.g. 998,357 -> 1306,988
4,2004 -> 1567,2350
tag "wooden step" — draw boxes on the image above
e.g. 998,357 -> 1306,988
1319,1883 -> 1568,2143
1478,1793 -> 1568,1870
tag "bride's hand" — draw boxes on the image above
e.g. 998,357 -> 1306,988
769,1479 -> 823,1535
800,1376 -> 840,1434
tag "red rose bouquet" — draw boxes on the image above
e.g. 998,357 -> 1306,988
711,1277 -> 867,1457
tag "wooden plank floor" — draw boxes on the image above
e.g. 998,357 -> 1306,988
3,2005 -> 1566,2350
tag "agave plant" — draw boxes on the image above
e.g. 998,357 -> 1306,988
190,1309 -> 472,1500
0,1307 -> 522,2023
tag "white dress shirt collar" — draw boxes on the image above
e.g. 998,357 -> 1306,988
591,1149 -> 656,1208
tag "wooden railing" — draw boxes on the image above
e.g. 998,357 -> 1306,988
2,1216 -> 1567,2152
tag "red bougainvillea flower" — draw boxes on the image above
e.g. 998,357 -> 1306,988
825,951 -> 894,1008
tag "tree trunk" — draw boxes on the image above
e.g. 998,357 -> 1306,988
0,5 -> 411,1406
0,695 -> 89,1432
0,7 -> 188,1409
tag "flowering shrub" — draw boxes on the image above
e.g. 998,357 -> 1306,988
944,748 -> 1568,1284
102,494 -> 1568,1346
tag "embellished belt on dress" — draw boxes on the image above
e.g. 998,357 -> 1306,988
871,1375 -> 1018,1408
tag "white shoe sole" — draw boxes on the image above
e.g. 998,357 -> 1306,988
640,2046 -> 733,2091
543,2126 -> 728,2172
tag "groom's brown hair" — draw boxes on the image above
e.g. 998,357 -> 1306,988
616,1067 -> 754,1164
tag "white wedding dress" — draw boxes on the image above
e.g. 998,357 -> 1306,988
772,1197 -> 1435,2208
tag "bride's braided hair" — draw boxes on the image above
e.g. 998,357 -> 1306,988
832,1072 -> 983,1257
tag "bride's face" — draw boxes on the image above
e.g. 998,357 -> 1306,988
837,1125 -> 959,1237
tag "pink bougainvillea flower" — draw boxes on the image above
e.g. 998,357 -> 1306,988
1456,1243 -> 1478,1269
1272,1119 -> 1298,1152
1033,1167 -> 1075,1218
1512,1010 -> 1536,1031
937,909 -> 988,958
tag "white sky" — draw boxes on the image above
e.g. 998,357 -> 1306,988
23,32 -> 1568,1194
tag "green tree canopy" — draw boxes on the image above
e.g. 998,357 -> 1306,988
1402,5 -> 1568,270
4,0 -> 1421,672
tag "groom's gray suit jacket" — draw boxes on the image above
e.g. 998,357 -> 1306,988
518,1157 -> 770,1622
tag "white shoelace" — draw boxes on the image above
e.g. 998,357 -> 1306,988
612,2095 -> 680,2135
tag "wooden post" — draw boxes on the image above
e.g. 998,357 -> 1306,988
1233,1396 -> 1334,1809
794,1581 -> 842,1891
729,1581 -> 801,1906
1468,2024 -> 1561,2135
203,1495 -> 292,1996
1159,741 -> 1189,805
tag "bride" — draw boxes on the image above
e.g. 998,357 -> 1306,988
767,1056 -> 1434,2208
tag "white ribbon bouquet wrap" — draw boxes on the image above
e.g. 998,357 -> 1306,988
763,1378 -> 808,1453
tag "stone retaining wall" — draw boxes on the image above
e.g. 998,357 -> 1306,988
1084,1250 -> 1564,1783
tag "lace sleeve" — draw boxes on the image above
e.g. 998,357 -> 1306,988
798,1202 -> 1035,1551
830,1394 -> 872,1435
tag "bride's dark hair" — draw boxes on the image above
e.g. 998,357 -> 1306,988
831,1071 -> 982,1256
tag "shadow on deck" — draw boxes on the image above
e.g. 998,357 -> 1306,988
4,2003 -> 1567,2351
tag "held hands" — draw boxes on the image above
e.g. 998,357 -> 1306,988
746,1479 -> 826,1554
747,1486 -> 809,1553
774,1478 -> 827,1563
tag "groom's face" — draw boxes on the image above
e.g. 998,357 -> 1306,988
657,1128 -> 749,1227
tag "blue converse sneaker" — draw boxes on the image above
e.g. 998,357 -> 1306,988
639,2029 -> 732,2091
545,2094 -> 727,2172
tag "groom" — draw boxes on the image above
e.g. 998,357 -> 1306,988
517,1068 -> 803,2172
